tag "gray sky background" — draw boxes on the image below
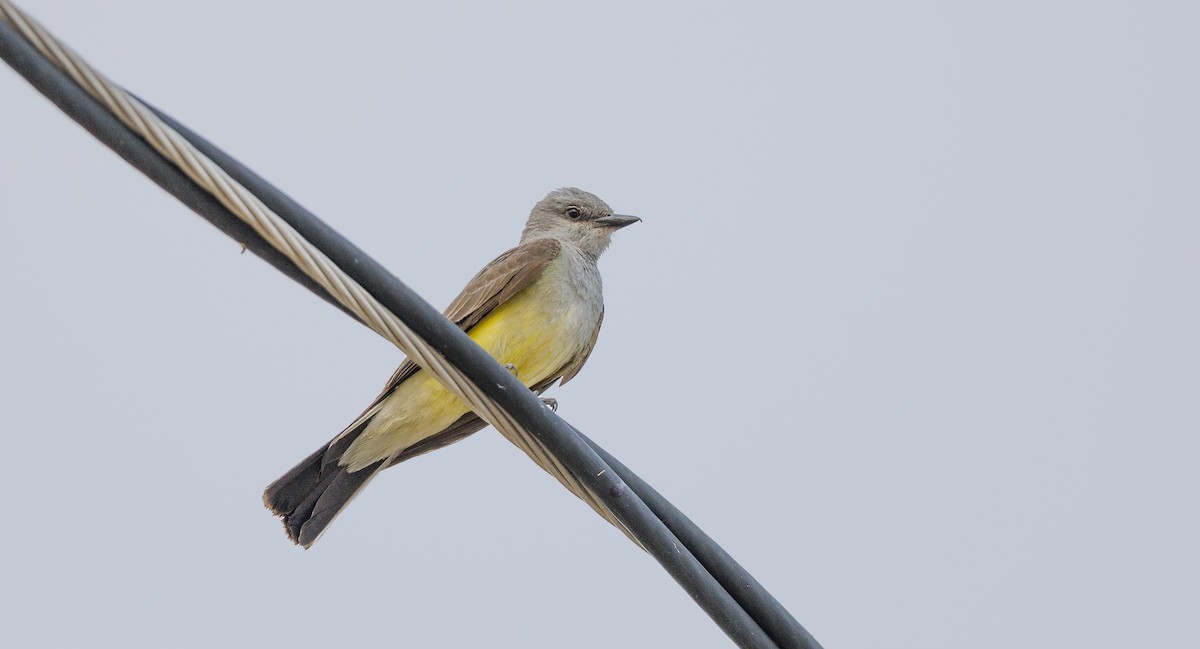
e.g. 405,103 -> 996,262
2,1 -> 1197,647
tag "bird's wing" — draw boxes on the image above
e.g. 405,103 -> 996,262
324,237 -> 562,459
370,236 -> 563,404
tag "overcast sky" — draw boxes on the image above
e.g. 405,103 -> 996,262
2,1 -> 1198,647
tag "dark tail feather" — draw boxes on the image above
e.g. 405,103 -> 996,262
295,460 -> 387,546
263,407 -> 502,546
262,445 -> 327,517
263,452 -> 388,547
263,419 -> 386,548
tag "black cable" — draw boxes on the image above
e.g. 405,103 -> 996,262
0,15 -> 820,648
577,428 -> 822,649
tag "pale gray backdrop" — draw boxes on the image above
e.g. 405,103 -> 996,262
2,1 -> 1197,647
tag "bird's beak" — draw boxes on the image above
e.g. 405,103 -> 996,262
595,214 -> 642,230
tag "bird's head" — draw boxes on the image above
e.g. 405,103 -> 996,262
521,187 -> 640,258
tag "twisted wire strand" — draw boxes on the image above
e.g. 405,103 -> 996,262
0,0 -> 633,542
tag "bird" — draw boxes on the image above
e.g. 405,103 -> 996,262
263,187 -> 640,547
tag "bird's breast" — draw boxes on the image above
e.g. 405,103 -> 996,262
468,254 -> 600,384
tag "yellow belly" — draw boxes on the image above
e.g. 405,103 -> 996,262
341,278 -> 580,470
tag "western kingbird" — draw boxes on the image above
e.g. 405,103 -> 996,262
263,187 -> 640,547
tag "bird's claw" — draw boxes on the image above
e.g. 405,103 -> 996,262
540,397 -> 558,412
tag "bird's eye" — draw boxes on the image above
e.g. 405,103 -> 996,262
565,206 -> 582,219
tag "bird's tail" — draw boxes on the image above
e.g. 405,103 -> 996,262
262,419 -> 388,548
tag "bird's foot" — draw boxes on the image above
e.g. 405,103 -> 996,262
503,363 -> 519,379
540,397 -> 559,412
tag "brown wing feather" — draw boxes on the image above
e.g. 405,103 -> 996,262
369,237 -> 563,405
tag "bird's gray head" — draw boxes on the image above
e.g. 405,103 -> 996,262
520,187 -> 640,258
